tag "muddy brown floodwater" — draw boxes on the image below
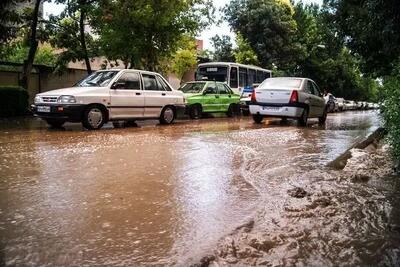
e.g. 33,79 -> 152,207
0,111 -> 399,266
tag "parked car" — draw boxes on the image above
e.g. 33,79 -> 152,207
324,93 -> 337,113
239,83 -> 261,116
249,77 -> 327,126
344,100 -> 356,110
32,69 -> 186,130
336,98 -> 345,111
178,81 -> 241,119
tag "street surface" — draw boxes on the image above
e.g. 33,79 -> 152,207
1,111 -> 398,266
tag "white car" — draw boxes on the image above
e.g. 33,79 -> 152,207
33,69 -> 186,129
249,77 -> 327,126
336,98 -> 345,111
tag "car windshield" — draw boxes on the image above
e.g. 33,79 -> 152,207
76,71 -> 119,87
259,78 -> 303,89
179,82 -> 206,93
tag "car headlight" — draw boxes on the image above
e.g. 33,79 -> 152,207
34,96 -> 41,104
58,95 -> 76,103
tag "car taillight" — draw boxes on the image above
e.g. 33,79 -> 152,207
289,90 -> 298,103
251,90 -> 256,102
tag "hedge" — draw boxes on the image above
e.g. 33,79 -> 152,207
0,86 -> 29,117
381,66 -> 400,163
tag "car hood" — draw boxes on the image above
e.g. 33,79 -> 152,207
37,86 -> 104,96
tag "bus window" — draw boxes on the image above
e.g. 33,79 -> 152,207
230,67 -> 238,88
196,66 -> 228,82
256,70 -> 264,83
248,69 -> 256,86
239,68 -> 248,87
265,71 -> 272,79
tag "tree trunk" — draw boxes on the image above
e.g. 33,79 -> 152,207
20,0 -> 41,89
79,3 -> 92,74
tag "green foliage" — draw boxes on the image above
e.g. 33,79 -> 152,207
224,0 -> 300,69
46,0 -> 99,72
0,0 -> 24,44
0,86 -> 29,117
381,65 -> 400,160
92,0 -> 214,71
324,0 -> 400,76
170,38 -> 198,79
210,34 -> 234,62
0,41 -> 57,66
233,33 -> 259,65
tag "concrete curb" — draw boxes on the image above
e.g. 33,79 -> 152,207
327,127 -> 387,170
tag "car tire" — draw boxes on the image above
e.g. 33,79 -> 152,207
160,106 -> 176,125
252,114 -> 263,124
82,105 -> 106,130
242,109 -> 250,116
319,108 -> 328,125
227,103 -> 240,117
298,108 -> 309,126
189,104 -> 202,119
45,118 -> 66,128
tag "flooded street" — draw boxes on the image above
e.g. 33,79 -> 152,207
0,111 -> 399,266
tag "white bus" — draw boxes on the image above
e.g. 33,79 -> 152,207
195,62 -> 272,94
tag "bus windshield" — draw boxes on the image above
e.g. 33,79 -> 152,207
196,66 -> 228,82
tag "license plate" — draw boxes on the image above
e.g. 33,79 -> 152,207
262,106 -> 280,111
37,106 -> 51,113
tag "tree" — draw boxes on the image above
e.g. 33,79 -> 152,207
170,37 -> 198,80
324,0 -> 400,76
93,0 -> 214,71
0,0 -> 24,45
224,0 -> 300,70
233,33 -> 259,65
46,0 -> 98,74
210,34 -> 234,62
0,41 -> 57,66
20,0 -> 42,89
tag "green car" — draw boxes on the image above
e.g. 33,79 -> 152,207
179,81 -> 241,119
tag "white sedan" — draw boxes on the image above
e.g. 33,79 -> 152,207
249,77 -> 327,126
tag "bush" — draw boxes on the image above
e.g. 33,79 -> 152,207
381,67 -> 400,161
0,86 -> 29,117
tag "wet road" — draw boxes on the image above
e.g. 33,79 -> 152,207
0,110 -> 395,266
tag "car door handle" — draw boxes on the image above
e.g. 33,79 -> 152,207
136,92 -> 141,95
161,93 -> 166,96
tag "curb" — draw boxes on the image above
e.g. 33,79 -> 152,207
327,127 -> 387,170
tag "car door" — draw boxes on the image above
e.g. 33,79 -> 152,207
202,82 -> 220,112
302,80 -> 316,117
217,83 -> 234,112
311,81 -> 326,116
142,73 -> 166,118
109,71 -> 144,119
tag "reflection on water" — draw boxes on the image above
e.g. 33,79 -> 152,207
1,110 -> 396,266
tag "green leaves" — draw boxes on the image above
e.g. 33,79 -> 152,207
93,0 -> 214,71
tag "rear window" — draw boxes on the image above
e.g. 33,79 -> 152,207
179,82 -> 206,93
259,78 -> 302,89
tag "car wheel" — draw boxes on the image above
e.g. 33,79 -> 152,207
298,108 -> 309,126
319,108 -> 328,125
227,103 -> 240,117
45,118 -> 66,128
252,114 -> 263,124
160,106 -> 176,125
82,105 -> 105,130
242,109 -> 250,116
189,104 -> 202,119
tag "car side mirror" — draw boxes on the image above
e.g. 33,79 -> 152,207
111,82 -> 125,89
